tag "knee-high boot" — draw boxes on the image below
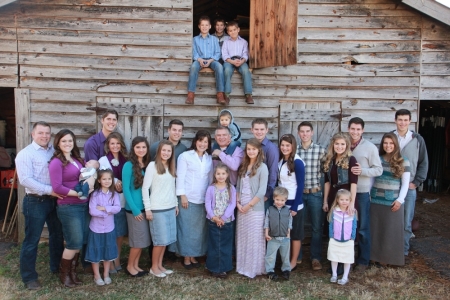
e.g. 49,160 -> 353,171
59,258 -> 76,288
70,253 -> 83,285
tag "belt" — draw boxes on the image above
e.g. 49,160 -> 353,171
303,187 -> 321,194
26,193 -> 56,199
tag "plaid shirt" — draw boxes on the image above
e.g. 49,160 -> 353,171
298,142 -> 325,189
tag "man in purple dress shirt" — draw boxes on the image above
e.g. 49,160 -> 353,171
15,121 -> 64,290
211,126 -> 244,186
84,109 -> 119,161
222,21 -> 253,105
251,118 -> 279,211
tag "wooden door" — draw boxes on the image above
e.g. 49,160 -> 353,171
95,97 -> 163,151
279,101 -> 342,149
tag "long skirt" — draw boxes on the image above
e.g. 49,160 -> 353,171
370,203 -> 404,266
206,220 -> 234,273
170,202 -> 207,257
327,238 -> 354,264
236,209 -> 266,278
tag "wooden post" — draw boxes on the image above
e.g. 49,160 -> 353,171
15,88 -> 31,242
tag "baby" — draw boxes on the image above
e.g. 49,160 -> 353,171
218,109 -> 242,148
75,160 -> 100,200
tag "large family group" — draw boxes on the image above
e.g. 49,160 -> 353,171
16,106 -> 428,290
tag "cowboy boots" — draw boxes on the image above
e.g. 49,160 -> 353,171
185,92 -> 195,104
70,253 -> 83,285
59,258 -> 76,288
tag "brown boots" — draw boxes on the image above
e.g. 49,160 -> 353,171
216,92 -> 226,105
185,92 -> 195,104
59,254 -> 82,288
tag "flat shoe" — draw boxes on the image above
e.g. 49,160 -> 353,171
150,269 -> 166,278
104,277 -> 112,285
330,276 -> 337,283
338,278 -> 348,285
182,262 -> 194,270
163,269 -> 174,275
94,278 -> 105,286
191,261 -> 201,268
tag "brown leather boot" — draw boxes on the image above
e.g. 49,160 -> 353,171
245,94 -> 254,104
59,258 -> 76,288
185,92 -> 195,104
70,253 -> 82,285
217,92 -> 226,105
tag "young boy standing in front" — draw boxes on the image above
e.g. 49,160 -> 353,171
186,16 -> 226,105
222,21 -> 253,104
264,187 -> 292,280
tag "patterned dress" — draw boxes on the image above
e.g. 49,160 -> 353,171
236,174 -> 266,278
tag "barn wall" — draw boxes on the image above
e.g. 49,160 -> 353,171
0,2 -> 18,87
1,0 -> 450,150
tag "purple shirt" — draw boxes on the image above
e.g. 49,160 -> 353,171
213,146 -> 244,186
49,157 -> 87,205
205,185 -> 237,222
84,131 -> 106,161
89,190 -> 121,233
222,36 -> 249,62
261,137 -> 279,199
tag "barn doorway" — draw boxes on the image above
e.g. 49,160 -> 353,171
419,100 -> 450,193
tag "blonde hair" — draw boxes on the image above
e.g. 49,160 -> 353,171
273,186 -> 289,200
323,132 -> 352,172
327,189 -> 352,222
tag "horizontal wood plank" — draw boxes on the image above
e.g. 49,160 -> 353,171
17,28 -> 191,46
30,101 -> 92,113
298,28 -> 421,41
17,17 -> 192,34
422,41 -> 450,52
20,54 -> 191,71
298,4 -> 417,17
0,64 -> 18,76
342,109 -> 417,122
0,52 -> 18,64
421,63 -> 450,75
420,76 -> 450,88
18,41 -> 191,59
1,40 -> 17,52
19,0 -> 192,8
298,52 -> 420,64
420,88 -> 450,100
341,99 -> 417,111
421,52 -> 450,63
299,40 -> 420,53
298,16 -> 421,29
30,89 -> 97,102
0,76 -> 18,87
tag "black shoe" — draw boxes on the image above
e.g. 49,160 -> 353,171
191,261 -> 201,268
25,280 -> 41,290
267,272 -> 278,281
281,271 -> 290,280
182,261 -> 194,270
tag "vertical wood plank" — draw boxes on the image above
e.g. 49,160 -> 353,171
15,88 -> 31,242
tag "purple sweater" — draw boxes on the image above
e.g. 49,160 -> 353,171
329,207 -> 357,242
205,185 -> 237,222
89,190 -> 121,233
49,157 -> 87,205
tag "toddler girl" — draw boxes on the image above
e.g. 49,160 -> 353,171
327,189 -> 357,285
85,169 -> 121,286
205,163 -> 237,278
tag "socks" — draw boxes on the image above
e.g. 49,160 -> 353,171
331,261 -> 338,277
342,263 -> 351,280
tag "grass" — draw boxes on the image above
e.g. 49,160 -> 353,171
1,242 -> 449,300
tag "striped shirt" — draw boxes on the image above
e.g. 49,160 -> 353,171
222,36 -> 249,62
298,142 -> 325,189
192,33 -> 221,61
15,141 -> 54,195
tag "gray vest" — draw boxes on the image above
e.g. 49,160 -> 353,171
268,206 -> 290,237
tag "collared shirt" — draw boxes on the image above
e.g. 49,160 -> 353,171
214,144 -> 244,186
298,142 -> 326,189
176,150 -> 213,204
222,36 -> 249,62
84,131 -> 106,161
15,141 -> 54,195
350,138 -> 362,151
261,137 -> 279,199
394,130 -> 413,151
192,33 -> 221,61
89,190 -> 121,233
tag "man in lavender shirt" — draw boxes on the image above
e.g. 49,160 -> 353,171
251,118 -> 279,211
222,21 -> 253,104
84,109 -> 118,161
15,121 -> 64,290
211,126 -> 244,186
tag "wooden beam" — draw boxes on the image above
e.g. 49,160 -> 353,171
402,0 -> 450,26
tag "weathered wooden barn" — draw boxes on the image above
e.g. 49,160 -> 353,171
0,0 -> 449,236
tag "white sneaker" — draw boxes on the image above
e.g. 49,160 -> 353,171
94,278 -> 105,286
330,276 -> 337,283
338,278 -> 348,285
104,277 -> 112,285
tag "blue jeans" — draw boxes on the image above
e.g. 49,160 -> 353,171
74,180 -> 89,198
187,60 -> 224,92
355,192 -> 371,266
404,188 -> 416,254
265,237 -> 291,273
20,195 -> 64,284
223,62 -> 252,95
303,191 -> 324,261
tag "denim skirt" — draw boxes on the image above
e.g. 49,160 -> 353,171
149,208 -> 177,246
114,208 -> 128,238
85,229 -> 118,263
170,202 -> 207,257
126,212 -> 151,248
206,220 -> 234,273
57,203 -> 90,250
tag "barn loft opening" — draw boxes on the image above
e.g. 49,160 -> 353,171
192,0 -> 250,41
419,100 -> 450,194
